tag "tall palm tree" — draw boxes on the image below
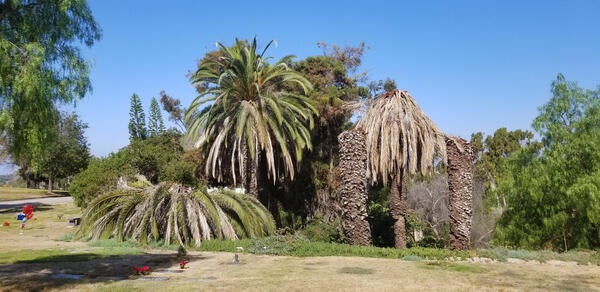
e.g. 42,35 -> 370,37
357,90 -> 446,248
186,38 -> 316,197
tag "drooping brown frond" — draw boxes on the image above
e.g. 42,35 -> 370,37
357,90 -> 446,185
76,180 -> 275,247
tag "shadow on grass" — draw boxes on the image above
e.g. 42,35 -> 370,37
0,203 -> 53,214
0,252 -> 212,290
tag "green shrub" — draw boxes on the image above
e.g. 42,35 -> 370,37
301,218 -> 346,243
69,152 -> 134,207
70,132 -> 201,207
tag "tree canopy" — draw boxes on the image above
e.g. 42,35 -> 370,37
495,74 -> 600,250
185,38 -> 316,195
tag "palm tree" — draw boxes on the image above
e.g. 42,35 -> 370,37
357,90 -> 446,248
76,180 -> 275,247
186,38 -> 316,198
338,129 -> 372,246
445,136 -> 474,250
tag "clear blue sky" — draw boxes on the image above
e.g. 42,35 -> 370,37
75,0 -> 600,157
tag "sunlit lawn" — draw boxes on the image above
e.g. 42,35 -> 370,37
0,187 -> 68,201
0,201 -> 599,291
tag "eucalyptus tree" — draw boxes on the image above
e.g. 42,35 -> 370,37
186,38 -> 316,198
357,90 -> 446,248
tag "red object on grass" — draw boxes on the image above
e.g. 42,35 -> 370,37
180,260 -> 189,269
2,221 -> 9,226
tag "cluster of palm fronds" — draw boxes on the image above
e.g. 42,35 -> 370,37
76,182 -> 275,247
357,90 -> 446,184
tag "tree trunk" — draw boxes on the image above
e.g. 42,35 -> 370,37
338,129 -> 372,246
446,136 -> 474,250
389,169 -> 408,248
242,141 -> 259,198
48,176 -> 53,193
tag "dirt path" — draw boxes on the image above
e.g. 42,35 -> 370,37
0,196 -> 73,211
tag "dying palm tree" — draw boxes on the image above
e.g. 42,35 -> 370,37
185,38 -> 316,197
76,180 -> 275,247
445,136 -> 474,250
357,90 -> 446,248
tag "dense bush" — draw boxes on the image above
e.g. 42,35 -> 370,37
69,152 -> 134,207
301,218 -> 346,243
70,132 -> 201,207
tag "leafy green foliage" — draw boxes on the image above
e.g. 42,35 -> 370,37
301,218 -> 347,243
70,132 -> 199,207
495,74 -> 600,250
471,128 -> 538,205
39,112 -> 91,191
76,183 -> 276,247
278,43 -> 368,225
367,184 -> 395,247
0,0 -> 101,170
128,93 -> 147,141
148,97 -> 165,137
69,152 -> 134,207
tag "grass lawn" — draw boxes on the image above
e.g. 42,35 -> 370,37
0,201 -> 599,291
0,187 -> 69,201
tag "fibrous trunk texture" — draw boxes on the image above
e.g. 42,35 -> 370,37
338,129 -> 372,246
243,144 -> 259,198
446,136 -> 474,250
389,170 -> 408,248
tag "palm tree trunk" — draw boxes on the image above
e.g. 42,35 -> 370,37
446,137 -> 474,250
389,169 -> 408,248
338,129 -> 372,246
242,140 -> 259,198
247,156 -> 258,198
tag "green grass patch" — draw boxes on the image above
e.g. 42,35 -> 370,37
200,234 -> 470,260
198,235 -> 600,266
196,238 -> 252,252
0,187 -> 49,201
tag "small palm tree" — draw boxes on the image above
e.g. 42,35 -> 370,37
76,182 -> 275,247
186,38 -> 316,197
357,90 -> 446,248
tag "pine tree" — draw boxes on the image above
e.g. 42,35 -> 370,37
129,93 -> 147,140
148,97 -> 165,137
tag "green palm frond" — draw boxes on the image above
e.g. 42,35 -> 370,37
357,90 -> 446,185
185,37 -> 317,184
76,182 -> 275,247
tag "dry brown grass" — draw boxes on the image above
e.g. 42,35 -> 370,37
1,201 -> 599,291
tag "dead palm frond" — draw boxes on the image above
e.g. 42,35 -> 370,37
76,182 -> 275,247
356,89 -> 446,184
